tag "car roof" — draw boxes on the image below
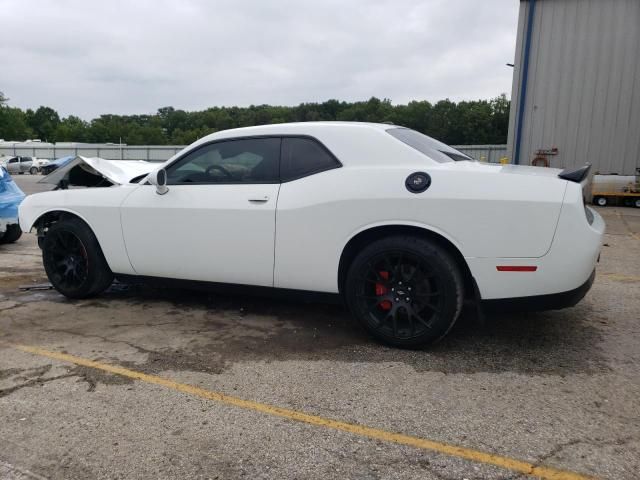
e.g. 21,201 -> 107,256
203,121 -> 393,141
163,121 -> 449,168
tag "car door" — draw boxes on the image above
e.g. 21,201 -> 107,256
120,137 -> 281,287
19,157 -> 29,173
6,157 -> 19,174
21,157 -> 33,173
274,136 -> 344,292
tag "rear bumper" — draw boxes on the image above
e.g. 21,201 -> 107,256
467,200 -> 604,301
482,269 -> 595,312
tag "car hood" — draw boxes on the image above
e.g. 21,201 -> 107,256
0,167 -> 26,219
39,156 -> 156,187
49,155 -> 75,167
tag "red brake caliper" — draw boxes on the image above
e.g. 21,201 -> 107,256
376,271 -> 392,311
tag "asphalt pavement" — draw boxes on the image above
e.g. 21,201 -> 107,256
1,174 -> 639,479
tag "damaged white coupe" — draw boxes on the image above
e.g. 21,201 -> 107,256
19,123 -> 604,348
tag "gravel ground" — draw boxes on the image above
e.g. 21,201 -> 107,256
1,175 -> 639,479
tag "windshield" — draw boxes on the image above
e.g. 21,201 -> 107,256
386,127 -> 473,163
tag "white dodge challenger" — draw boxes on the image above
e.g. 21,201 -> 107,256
19,122 -> 604,347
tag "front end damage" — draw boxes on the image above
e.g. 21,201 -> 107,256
39,156 -> 156,189
0,167 -> 26,235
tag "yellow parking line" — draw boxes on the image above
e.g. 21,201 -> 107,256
14,344 -> 595,480
600,273 -> 640,282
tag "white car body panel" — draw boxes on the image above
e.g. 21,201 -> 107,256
33,158 -> 50,168
19,122 -> 604,303
120,183 -> 279,286
273,163 -> 567,293
18,186 -> 137,274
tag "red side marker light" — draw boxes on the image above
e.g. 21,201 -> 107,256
496,266 -> 538,272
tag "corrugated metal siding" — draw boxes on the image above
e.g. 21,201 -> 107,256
507,0 -> 640,175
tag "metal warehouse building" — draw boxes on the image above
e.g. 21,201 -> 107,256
507,0 -> 640,175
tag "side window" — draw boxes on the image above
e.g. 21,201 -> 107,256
281,137 -> 340,182
8,158 -> 18,164
166,137 -> 280,185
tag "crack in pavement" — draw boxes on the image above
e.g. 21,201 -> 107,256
0,301 -> 26,313
508,435 -> 640,480
40,327 -> 158,357
0,373 -> 77,398
0,459 -> 49,480
109,320 -> 185,328
0,361 -> 132,396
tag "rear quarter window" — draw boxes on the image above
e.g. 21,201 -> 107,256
281,137 -> 341,182
386,128 -> 472,163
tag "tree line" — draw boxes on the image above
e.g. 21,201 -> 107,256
0,91 -> 510,146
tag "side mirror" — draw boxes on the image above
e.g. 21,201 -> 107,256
148,168 -> 169,195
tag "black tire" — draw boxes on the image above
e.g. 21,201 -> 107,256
344,236 -> 464,348
634,198 -> 640,208
593,196 -> 607,207
29,166 -> 39,175
42,218 -> 113,298
0,224 -> 22,244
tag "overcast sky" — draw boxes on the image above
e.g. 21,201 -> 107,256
1,0 -> 520,119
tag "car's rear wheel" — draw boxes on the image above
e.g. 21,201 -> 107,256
594,196 -> 607,207
42,218 -> 113,298
0,224 -> 22,244
344,236 -> 464,348
634,198 -> 640,208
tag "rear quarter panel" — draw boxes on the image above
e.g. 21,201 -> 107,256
274,164 -> 567,293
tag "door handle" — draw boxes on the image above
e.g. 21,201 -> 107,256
248,196 -> 269,203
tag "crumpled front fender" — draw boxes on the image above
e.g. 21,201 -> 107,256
0,168 -> 26,231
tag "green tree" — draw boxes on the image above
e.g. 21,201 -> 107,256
0,91 -> 34,140
0,91 -> 511,145
26,106 -> 61,141
489,94 -> 510,144
54,116 -> 88,142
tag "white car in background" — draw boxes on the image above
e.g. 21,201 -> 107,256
2,156 -> 34,175
18,122 -> 604,348
0,156 -> 50,175
31,157 -> 51,174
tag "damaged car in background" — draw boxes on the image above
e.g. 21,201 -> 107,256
19,122 -> 604,348
0,166 -> 26,244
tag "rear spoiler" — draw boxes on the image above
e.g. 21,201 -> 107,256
558,164 -> 591,183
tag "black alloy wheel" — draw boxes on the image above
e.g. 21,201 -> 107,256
45,228 -> 89,290
345,236 -> 463,348
42,218 -> 113,298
